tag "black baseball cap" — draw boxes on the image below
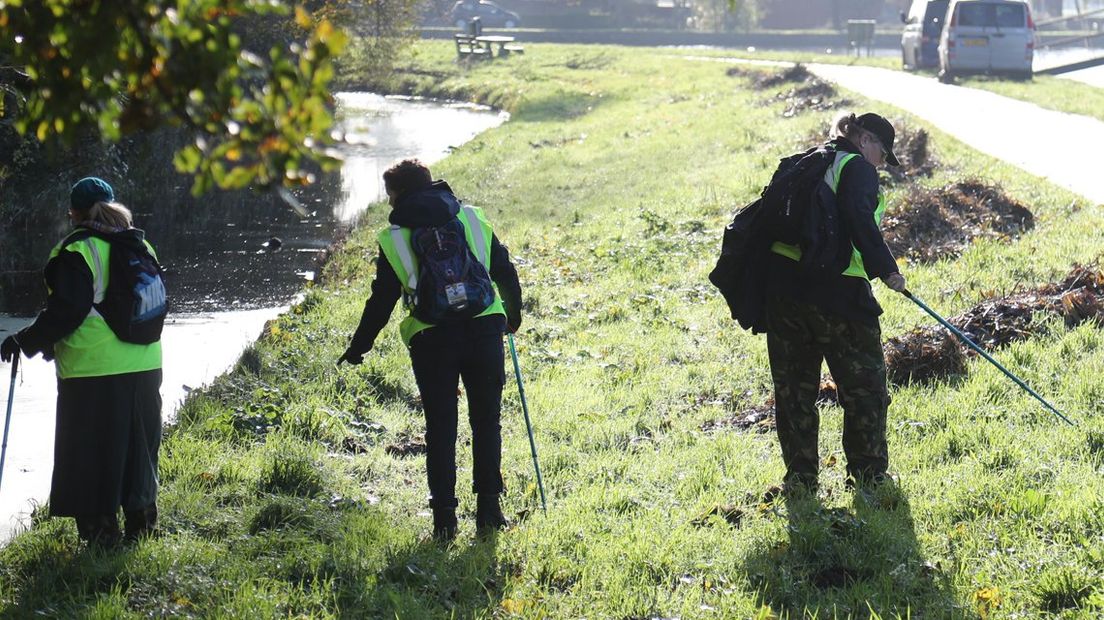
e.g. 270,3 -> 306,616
854,113 -> 900,167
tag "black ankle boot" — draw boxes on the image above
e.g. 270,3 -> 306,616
432,508 -> 458,542
124,504 -> 159,543
475,494 -> 508,533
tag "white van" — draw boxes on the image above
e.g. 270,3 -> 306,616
938,0 -> 1035,81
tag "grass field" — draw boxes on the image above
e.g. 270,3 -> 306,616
1,41 -> 1103,618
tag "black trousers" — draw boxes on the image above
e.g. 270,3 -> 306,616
52,369 -> 162,518
409,326 -> 506,509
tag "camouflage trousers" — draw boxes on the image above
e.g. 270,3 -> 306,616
765,297 -> 889,488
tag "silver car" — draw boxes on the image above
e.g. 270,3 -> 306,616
938,0 -> 1035,81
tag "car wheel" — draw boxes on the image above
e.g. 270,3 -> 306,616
504,19 -> 516,28
455,18 -> 467,28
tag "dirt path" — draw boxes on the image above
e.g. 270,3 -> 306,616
806,63 -> 1104,205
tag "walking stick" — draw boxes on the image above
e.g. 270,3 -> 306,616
507,333 -> 547,513
902,290 -> 1075,426
1,355 -> 18,492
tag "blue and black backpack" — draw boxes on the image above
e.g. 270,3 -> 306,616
409,217 -> 495,325
64,228 -> 168,344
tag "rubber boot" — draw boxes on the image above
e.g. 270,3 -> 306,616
432,508 -> 458,542
124,503 -> 159,543
475,494 -> 508,534
75,514 -> 122,548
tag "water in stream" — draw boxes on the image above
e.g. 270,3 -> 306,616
0,93 -> 507,542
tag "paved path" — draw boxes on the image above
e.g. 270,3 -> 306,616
807,63 -> 1104,205
687,55 -> 1104,205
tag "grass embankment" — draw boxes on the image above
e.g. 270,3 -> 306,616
2,41 -> 1104,617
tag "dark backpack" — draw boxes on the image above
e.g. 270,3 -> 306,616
709,144 -> 851,332
708,198 -> 772,333
409,217 -> 495,325
761,145 -> 849,277
64,229 -> 168,344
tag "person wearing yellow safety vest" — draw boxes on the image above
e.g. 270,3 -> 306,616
0,178 -> 162,546
338,159 -> 522,542
763,112 -> 907,497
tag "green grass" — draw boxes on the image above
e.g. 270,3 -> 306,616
3,41 -> 1104,618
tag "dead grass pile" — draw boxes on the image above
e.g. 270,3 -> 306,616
778,80 -> 853,117
883,180 -> 1035,263
725,64 -> 849,116
702,380 -> 837,433
884,125 -> 936,183
884,266 -> 1104,384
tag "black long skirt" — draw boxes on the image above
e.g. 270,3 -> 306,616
50,369 -> 162,517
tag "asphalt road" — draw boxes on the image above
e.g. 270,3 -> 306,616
806,63 -> 1104,205
689,54 -> 1104,205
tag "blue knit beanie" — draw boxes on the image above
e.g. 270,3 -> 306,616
70,177 -> 114,212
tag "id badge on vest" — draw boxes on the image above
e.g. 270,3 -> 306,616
445,282 -> 468,309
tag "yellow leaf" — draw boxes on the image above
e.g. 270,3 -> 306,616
973,586 -> 1002,619
226,147 -> 241,162
295,5 -> 311,28
36,120 -> 49,141
501,598 -> 527,613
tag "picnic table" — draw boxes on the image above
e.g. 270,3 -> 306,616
455,33 -> 524,59
476,35 -> 520,56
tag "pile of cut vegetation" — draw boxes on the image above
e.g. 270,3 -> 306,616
702,381 -> 838,433
777,80 -> 852,118
725,64 -> 850,116
883,180 -> 1035,263
883,124 -> 936,183
725,63 -> 811,88
885,266 -> 1104,384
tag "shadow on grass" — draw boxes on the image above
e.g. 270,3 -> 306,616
745,489 -> 966,618
0,520 -> 136,616
340,531 -> 507,617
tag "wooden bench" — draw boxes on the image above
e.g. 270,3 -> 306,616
455,34 -> 490,60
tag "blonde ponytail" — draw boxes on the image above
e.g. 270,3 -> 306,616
829,112 -> 859,140
84,201 -> 133,230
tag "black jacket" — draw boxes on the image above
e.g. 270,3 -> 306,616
16,228 -> 100,359
348,181 -> 523,352
765,138 -> 899,323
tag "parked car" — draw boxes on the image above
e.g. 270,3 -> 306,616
449,1 -> 521,29
901,0 -> 950,69
938,0 -> 1035,81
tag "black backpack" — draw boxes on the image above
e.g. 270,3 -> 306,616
708,198 -> 772,333
709,144 -> 851,332
64,229 -> 168,344
760,145 -> 849,277
409,217 -> 495,325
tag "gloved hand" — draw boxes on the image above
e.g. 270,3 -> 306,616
1,336 -> 20,363
883,272 -> 907,293
337,345 -> 368,366
506,314 -> 522,334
